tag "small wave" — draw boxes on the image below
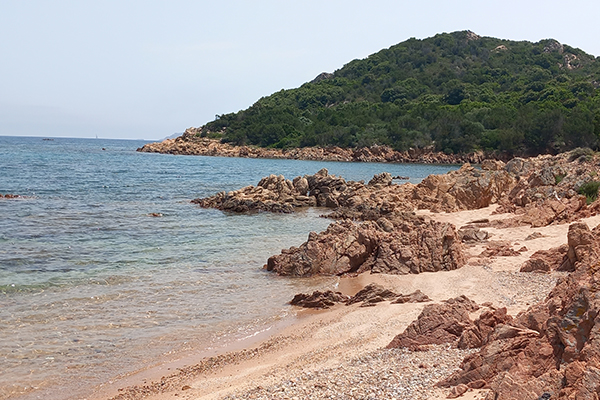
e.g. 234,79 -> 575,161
236,325 -> 273,342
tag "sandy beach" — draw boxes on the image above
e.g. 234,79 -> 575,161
88,205 -> 600,400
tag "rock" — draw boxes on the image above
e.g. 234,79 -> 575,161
525,232 -> 544,240
520,258 -> 551,273
386,296 -> 479,350
459,228 -> 489,243
412,164 -> 516,212
481,159 -> 505,171
310,72 -> 334,83
194,169 -> 419,218
438,222 -> 600,400
446,383 -> 468,398
391,290 -> 432,304
292,176 -> 309,195
290,290 -> 349,309
139,132 -> 492,164
376,217 -> 395,233
478,242 -> 522,258
346,283 -> 399,307
505,157 -> 531,176
528,168 -> 556,187
368,172 -> 393,187
519,245 -> 568,273
457,308 -> 513,349
266,215 -> 465,276
561,221 -> 598,271
467,218 -> 490,224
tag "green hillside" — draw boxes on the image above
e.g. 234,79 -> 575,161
199,31 -> 600,156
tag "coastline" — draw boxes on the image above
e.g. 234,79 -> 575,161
91,205 -> 600,400
136,130 -> 494,165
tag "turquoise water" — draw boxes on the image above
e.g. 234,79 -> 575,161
0,136 -> 458,399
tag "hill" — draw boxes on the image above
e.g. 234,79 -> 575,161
195,31 -> 600,157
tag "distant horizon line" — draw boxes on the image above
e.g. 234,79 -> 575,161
0,134 -> 159,141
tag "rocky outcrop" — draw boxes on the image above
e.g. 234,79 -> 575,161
192,149 -> 600,223
411,163 -> 516,212
346,283 -> 400,306
0,194 -> 22,199
392,290 -> 432,304
457,308 -> 515,350
265,215 -> 465,277
138,129 -> 489,165
520,245 -> 569,273
386,296 -> 481,350
289,291 -> 349,309
290,284 -> 431,309
458,227 -> 490,243
438,222 -> 600,400
192,169 -> 415,216
193,162 -> 521,219
493,151 -> 600,227
478,241 -> 526,258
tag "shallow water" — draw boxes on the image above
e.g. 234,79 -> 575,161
0,136 -> 458,399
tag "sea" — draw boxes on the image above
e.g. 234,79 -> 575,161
0,136 -> 459,400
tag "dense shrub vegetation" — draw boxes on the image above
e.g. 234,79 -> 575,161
578,181 -> 600,204
200,31 -> 600,156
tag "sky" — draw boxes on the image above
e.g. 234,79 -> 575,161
1,1 -> 600,140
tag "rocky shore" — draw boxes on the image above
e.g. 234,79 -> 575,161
99,149 -> 600,400
137,127 -> 490,164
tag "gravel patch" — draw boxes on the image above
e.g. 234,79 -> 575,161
222,344 -> 477,400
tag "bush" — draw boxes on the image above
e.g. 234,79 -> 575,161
569,147 -> 595,162
578,181 -> 600,204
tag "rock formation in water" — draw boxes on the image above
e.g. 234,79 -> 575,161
137,128 -> 487,165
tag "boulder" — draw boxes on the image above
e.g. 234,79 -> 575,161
367,172 -> 393,187
412,164 -> 516,212
386,296 -> 479,350
266,215 -> 465,277
457,308 -> 513,349
478,241 -> 524,258
481,159 -> 506,171
346,283 -> 399,307
519,245 -> 568,273
290,290 -> 349,309
459,228 -> 490,243
391,290 -> 432,304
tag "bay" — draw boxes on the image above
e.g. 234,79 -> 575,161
0,136 -> 458,399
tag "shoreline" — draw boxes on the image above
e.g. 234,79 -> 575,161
136,132 -> 495,165
91,205 -> 600,400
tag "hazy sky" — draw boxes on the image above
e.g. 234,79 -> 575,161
1,0 -> 599,140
